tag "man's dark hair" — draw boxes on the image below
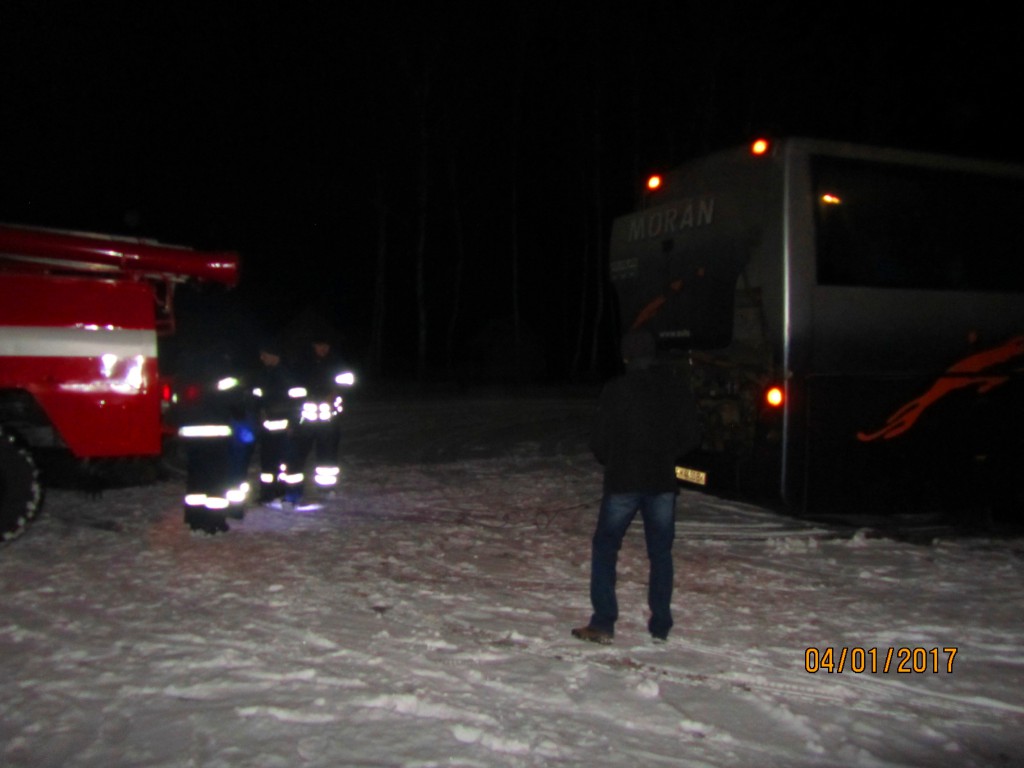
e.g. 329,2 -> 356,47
621,329 -> 656,370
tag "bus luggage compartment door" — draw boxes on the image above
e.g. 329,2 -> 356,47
801,374 -> 1024,521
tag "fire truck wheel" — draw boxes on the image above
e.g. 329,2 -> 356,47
0,426 -> 44,541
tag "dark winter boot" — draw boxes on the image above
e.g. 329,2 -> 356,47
184,508 -> 230,534
571,625 -> 613,645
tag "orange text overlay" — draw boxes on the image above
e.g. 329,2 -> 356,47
804,647 -> 958,674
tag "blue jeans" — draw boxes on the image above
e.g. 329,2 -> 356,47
589,492 -> 677,638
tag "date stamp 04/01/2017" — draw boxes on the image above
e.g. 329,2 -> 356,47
804,647 -> 958,674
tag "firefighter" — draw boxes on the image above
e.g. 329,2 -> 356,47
252,339 -> 304,505
176,347 -> 255,533
285,332 -> 356,505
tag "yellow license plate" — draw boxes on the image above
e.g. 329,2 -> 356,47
675,466 -> 708,486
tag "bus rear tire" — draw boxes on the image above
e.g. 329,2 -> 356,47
0,426 -> 43,541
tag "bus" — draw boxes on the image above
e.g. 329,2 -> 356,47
609,138 -> 1024,519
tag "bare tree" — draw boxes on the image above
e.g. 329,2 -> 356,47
509,39 -> 524,382
587,26 -> 606,374
510,142 -> 522,381
571,188 -> 591,376
369,169 -> 388,376
413,66 -> 430,382
444,146 -> 466,377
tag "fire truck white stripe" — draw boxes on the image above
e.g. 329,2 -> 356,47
0,326 -> 156,358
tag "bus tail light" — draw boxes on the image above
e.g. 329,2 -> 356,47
765,385 -> 784,408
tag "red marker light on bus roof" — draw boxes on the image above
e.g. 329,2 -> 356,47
751,138 -> 770,156
646,174 -> 662,191
765,386 -> 784,407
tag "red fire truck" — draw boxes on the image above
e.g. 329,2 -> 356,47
0,224 -> 240,540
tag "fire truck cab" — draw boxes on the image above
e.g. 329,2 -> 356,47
0,224 -> 239,540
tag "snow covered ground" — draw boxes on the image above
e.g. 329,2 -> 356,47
2,395 -> 1023,767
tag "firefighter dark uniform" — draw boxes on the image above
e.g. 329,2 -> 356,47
252,343 -> 304,504
175,352 -> 255,533
285,340 -> 355,503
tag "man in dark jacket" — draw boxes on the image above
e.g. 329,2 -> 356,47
176,345 -> 254,533
252,339 -> 301,504
573,329 -> 700,644
285,332 -> 356,504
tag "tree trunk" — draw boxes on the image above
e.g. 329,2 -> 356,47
414,69 -> 430,382
510,54 -> 523,382
572,212 -> 590,376
369,170 -> 388,376
445,149 -> 466,377
510,153 -> 521,382
588,36 -> 606,373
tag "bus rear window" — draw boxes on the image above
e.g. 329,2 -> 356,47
812,156 -> 1024,292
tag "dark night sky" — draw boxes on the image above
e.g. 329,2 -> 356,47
3,3 -> 1022,380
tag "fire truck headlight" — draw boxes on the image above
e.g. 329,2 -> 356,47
334,371 -> 356,387
101,353 -> 118,378
289,387 -> 308,399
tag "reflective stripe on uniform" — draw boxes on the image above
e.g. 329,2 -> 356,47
314,466 -> 340,486
179,424 -> 232,438
184,493 -> 230,510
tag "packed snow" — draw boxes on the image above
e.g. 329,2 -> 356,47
2,395 -> 1022,767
